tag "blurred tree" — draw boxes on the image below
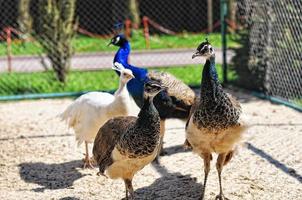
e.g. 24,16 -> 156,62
33,0 -> 76,83
18,0 -> 32,38
129,0 -> 140,29
227,0 -> 236,32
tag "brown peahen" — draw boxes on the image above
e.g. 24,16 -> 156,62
93,80 -> 164,200
186,40 -> 248,200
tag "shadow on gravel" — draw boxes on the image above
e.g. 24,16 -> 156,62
163,144 -> 191,156
247,142 -> 302,183
19,160 -> 85,192
133,170 -> 202,199
59,197 -> 81,200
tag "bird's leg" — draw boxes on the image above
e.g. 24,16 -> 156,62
159,136 -> 165,156
125,179 -> 134,200
83,141 -> 94,169
200,153 -> 212,200
215,153 -> 229,200
159,120 -> 166,156
124,180 -> 129,200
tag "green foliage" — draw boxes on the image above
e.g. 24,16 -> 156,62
0,32 -> 240,57
0,64 -> 233,96
33,0 -> 76,83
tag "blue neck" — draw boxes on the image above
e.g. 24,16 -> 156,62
200,56 -> 220,100
113,41 -> 148,81
113,41 -> 149,108
202,56 -> 218,84
114,42 -> 131,65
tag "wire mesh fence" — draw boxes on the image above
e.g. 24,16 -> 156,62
229,0 -> 302,108
0,0 -> 222,98
2,0 -> 300,110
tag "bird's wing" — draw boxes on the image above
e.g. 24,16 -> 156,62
60,92 -> 114,126
185,96 -> 200,128
148,71 -> 195,106
226,93 -> 242,112
93,116 -> 137,173
148,71 -> 195,118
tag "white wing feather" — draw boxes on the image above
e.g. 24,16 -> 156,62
60,92 -> 115,145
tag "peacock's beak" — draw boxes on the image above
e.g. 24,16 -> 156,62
107,41 -> 112,46
192,51 -> 201,59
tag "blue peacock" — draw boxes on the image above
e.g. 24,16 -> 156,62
109,34 -> 196,158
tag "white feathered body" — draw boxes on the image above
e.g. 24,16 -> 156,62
61,85 -> 135,146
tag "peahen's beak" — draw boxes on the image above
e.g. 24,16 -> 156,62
192,51 -> 201,59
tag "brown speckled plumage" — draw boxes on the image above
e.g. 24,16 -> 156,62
93,116 -> 137,173
186,42 -> 247,200
149,71 -> 195,108
192,82 -> 242,131
148,71 -> 195,119
92,81 -> 162,200
116,98 -> 160,158
148,71 -> 196,160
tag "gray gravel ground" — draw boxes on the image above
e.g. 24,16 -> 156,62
0,89 -> 301,200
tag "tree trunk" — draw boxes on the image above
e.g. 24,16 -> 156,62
33,0 -> 76,83
129,0 -> 140,29
18,0 -> 32,36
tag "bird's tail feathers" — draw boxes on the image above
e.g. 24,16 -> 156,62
58,104 -> 79,128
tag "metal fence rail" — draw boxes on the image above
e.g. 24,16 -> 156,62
229,0 -> 302,109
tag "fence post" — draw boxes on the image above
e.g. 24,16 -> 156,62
5,27 -> 12,73
220,0 -> 227,84
207,0 -> 213,33
142,16 -> 150,49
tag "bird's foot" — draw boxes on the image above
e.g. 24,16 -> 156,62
152,156 -> 160,165
183,139 -> 192,150
123,195 -> 134,200
97,172 -> 108,178
83,156 -> 95,169
215,194 -> 229,200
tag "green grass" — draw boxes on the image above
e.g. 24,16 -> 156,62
0,64 -> 235,96
0,31 -> 240,57
292,98 -> 302,107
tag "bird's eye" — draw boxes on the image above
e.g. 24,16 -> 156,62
115,36 -> 120,43
210,47 -> 213,51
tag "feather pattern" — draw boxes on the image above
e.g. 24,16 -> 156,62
192,57 -> 242,131
148,71 -> 195,119
117,97 -> 160,158
60,69 -> 135,145
112,35 -> 195,119
93,88 -> 161,180
192,57 -> 242,130
93,116 -> 137,174
186,42 -> 248,199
